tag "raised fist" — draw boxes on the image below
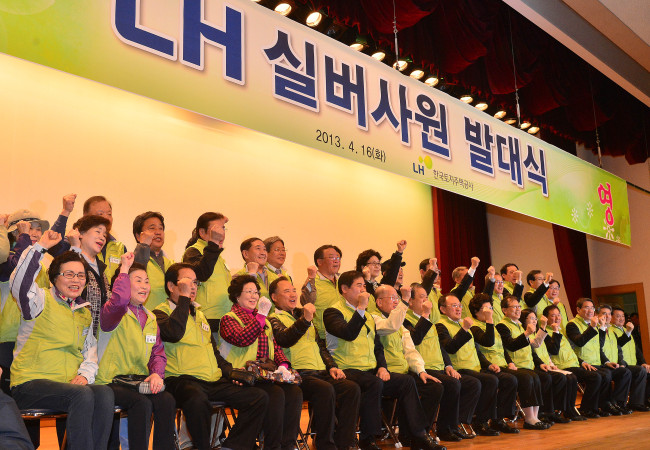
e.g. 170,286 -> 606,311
626,322 -> 635,333
138,229 -> 155,246
357,292 -> 370,311
209,225 -> 225,248
177,278 -> 193,297
514,270 -> 523,282
66,229 -> 81,248
246,261 -> 259,275
120,252 -> 135,272
396,240 -> 407,253
307,265 -> 318,279
487,266 -> 495,278
302,303 -> 316,322
482,305 -> 494,323
590,316 -> 599,328
62,193 -> 77,214
550,322 -> 560,333
525,322 -> 537,336
400,285 -> 411,301
470,257 -> 480,269
38,230 -> 62,250
429,258 -> 438,272
552,297 -> 560,305
16,221 -> 31,235
539,315 -> 548,329
362,266 -> 372,280
422,300 -> 432,318
462,317 -> 474,331
257,297 -> 273,316
544,272 -> 553,284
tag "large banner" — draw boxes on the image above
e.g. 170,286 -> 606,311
0,0 -> 630,245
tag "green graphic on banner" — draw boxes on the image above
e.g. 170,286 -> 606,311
0,0 -> 630,245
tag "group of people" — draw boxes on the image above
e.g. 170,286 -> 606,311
0,194 -> 648,450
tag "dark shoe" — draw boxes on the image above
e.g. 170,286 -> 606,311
436,431 -> 461,442
452,429 -> 475,440
567,413 -> 586,421
523,421 -> 549,430
491,419 -> 520,434
473,422 -> 500,436
549,413 -> 571,424
580,410 -> 600,419
358,439 -> 381,450
630,404 -> 650,412
602,404 -> 622,416
411,434 -> 445,450
616,404 -> 633,415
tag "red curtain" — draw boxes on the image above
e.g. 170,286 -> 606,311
432,187 -> 491,293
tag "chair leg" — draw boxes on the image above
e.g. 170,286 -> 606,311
380,399 -> 402,448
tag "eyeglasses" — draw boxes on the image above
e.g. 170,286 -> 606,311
241,289 -> 260,296
177,279 -> 201,287
582,306 -> 595,310
59,271 -> 86,280
508,304 -> 522,310
495,281 -> 504,286
272,248 -> 287,253
365,262 -> 381,266
326,256 -> 341,261
446,303 -> 462,309
378,296 -> 399,301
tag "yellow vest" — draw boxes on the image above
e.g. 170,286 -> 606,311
326,304 -> 377,371
612,326 -> 636,366
379,325 -> 409,374
188,239 -> 232,320
311,274 -> 343,339
568,317 -> 601,366
405,309 -> 445,371
491,294 -> 505,324
498,317 -> 534,369
474,320 -> 507,367
97,240 -> 126,283
437,315 -> 480,372
272,309 -> 324,371
428,289 -> 441,324
549,327 -> 580,369
602,327 -> 619,364
219,310 -> 274,369
144,254 -> 174,311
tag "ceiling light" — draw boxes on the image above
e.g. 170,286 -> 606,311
520,121 -> 531,130
475,102 -> 488,111
274,2 -> 292,15
393,59 -> 409,71
424,76 -> 439,87
410,69 -> 425,80
371,50 -> 386,61
460,94 -> 474,104
305,11 -> 322,27
350,42 -> 365,51
504,117 -> 517,125
494,109 -> 507,119
527,126 -> 540,134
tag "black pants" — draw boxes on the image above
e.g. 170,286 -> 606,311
411,371 -> 444,434
255,382 -> 303,450
457,369 -> 498,423
426,369 -> 480,431
479,369 -> 518,419
597,365 -> 631,406
108,384 -> 176,450
627,365 -> 648,406
565,366 -> 602,412
0,391 -> 34,450
534,369 -> 570,414
299,370 -> 360,449
166,375 -> 267,450
501,367 -> 541,408
343,369 -> 426,441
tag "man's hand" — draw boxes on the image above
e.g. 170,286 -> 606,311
508,363 -> 517,370
120,252 -> 135,273
552,297 -> 561,305
540,364 -> 550,372
39,230 -> 62,250
539,315 -> 548,329
598,315 -> 607,328
70,375 -> 88,385
642,364 -> 650,373
525,323 -> 537,337
0,214 -> 8,227
445,365 -> 461,379
514,270 -> 523,283
356,292 -> 370,311
329,367 -> 346,380
400,285 -> 411,302
396,240 -> 407,253
419,372 -> 441,384
625,322 -> 635,333
482,305 -> 493,324
470,256 -> 480,269
302,303 -> 316,322
62,193 -> 77,216
421,300 -> 432,319
549,363 -> 559,371
462,317 -> 473,331
605,361 -> 619,369
487,266 -> 495,279
430,258 -> 438,272
208,224 -> 225,248
66,229 -> 81,248
144,373 -> 164,394
246,261 -> 259,275
544,272 -> 553,284
16,221 -> 31,236
177,278 -> 193,297
257,297 -> 273,317
376,367 -> 390,381
307,265 -> 318,280
590,316 -> 599,328
138,229 -> 155,246
582,361 -> 597,371
550,322 -> 560,333
488,363 -> 500,373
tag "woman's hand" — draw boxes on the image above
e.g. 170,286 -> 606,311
144,373 -> 164,394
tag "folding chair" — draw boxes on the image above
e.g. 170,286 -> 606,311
296,402 -> 315,450
380,397 -> 402,448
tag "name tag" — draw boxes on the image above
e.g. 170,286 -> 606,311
145,334 -> 156,344
109,256 -> 120,264
201,323 -> 210,333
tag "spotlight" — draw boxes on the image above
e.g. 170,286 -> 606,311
494,109 -> 507,119
460,94 -> 474,104
527,126 -> 540,134
424,75 -> 439,87
475,102 -> 488,111
520,121 -> 531,130
393,59 -> 409,71
371,50 -> 386,61
504,117 -> 517,125
305,11 -> 323,27
274,2 -> 292,16
350,42 -> 365,51
410,69 -> 425,80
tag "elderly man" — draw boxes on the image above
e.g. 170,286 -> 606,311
268,276 -> 360,450
483,266 -> 524,324
522,270 -> 553,315
264,236 -> 292,281
323,271 -> 440,450
451,257 -> 480,319
499,263 -> 519,297
566,298 -> 631,417
541,280 -> 570,329
235,237 -> 279,300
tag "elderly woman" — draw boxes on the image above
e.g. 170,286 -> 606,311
219,275 -> 302,450
9,230 -> 114,449
97,253 -> 176,449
